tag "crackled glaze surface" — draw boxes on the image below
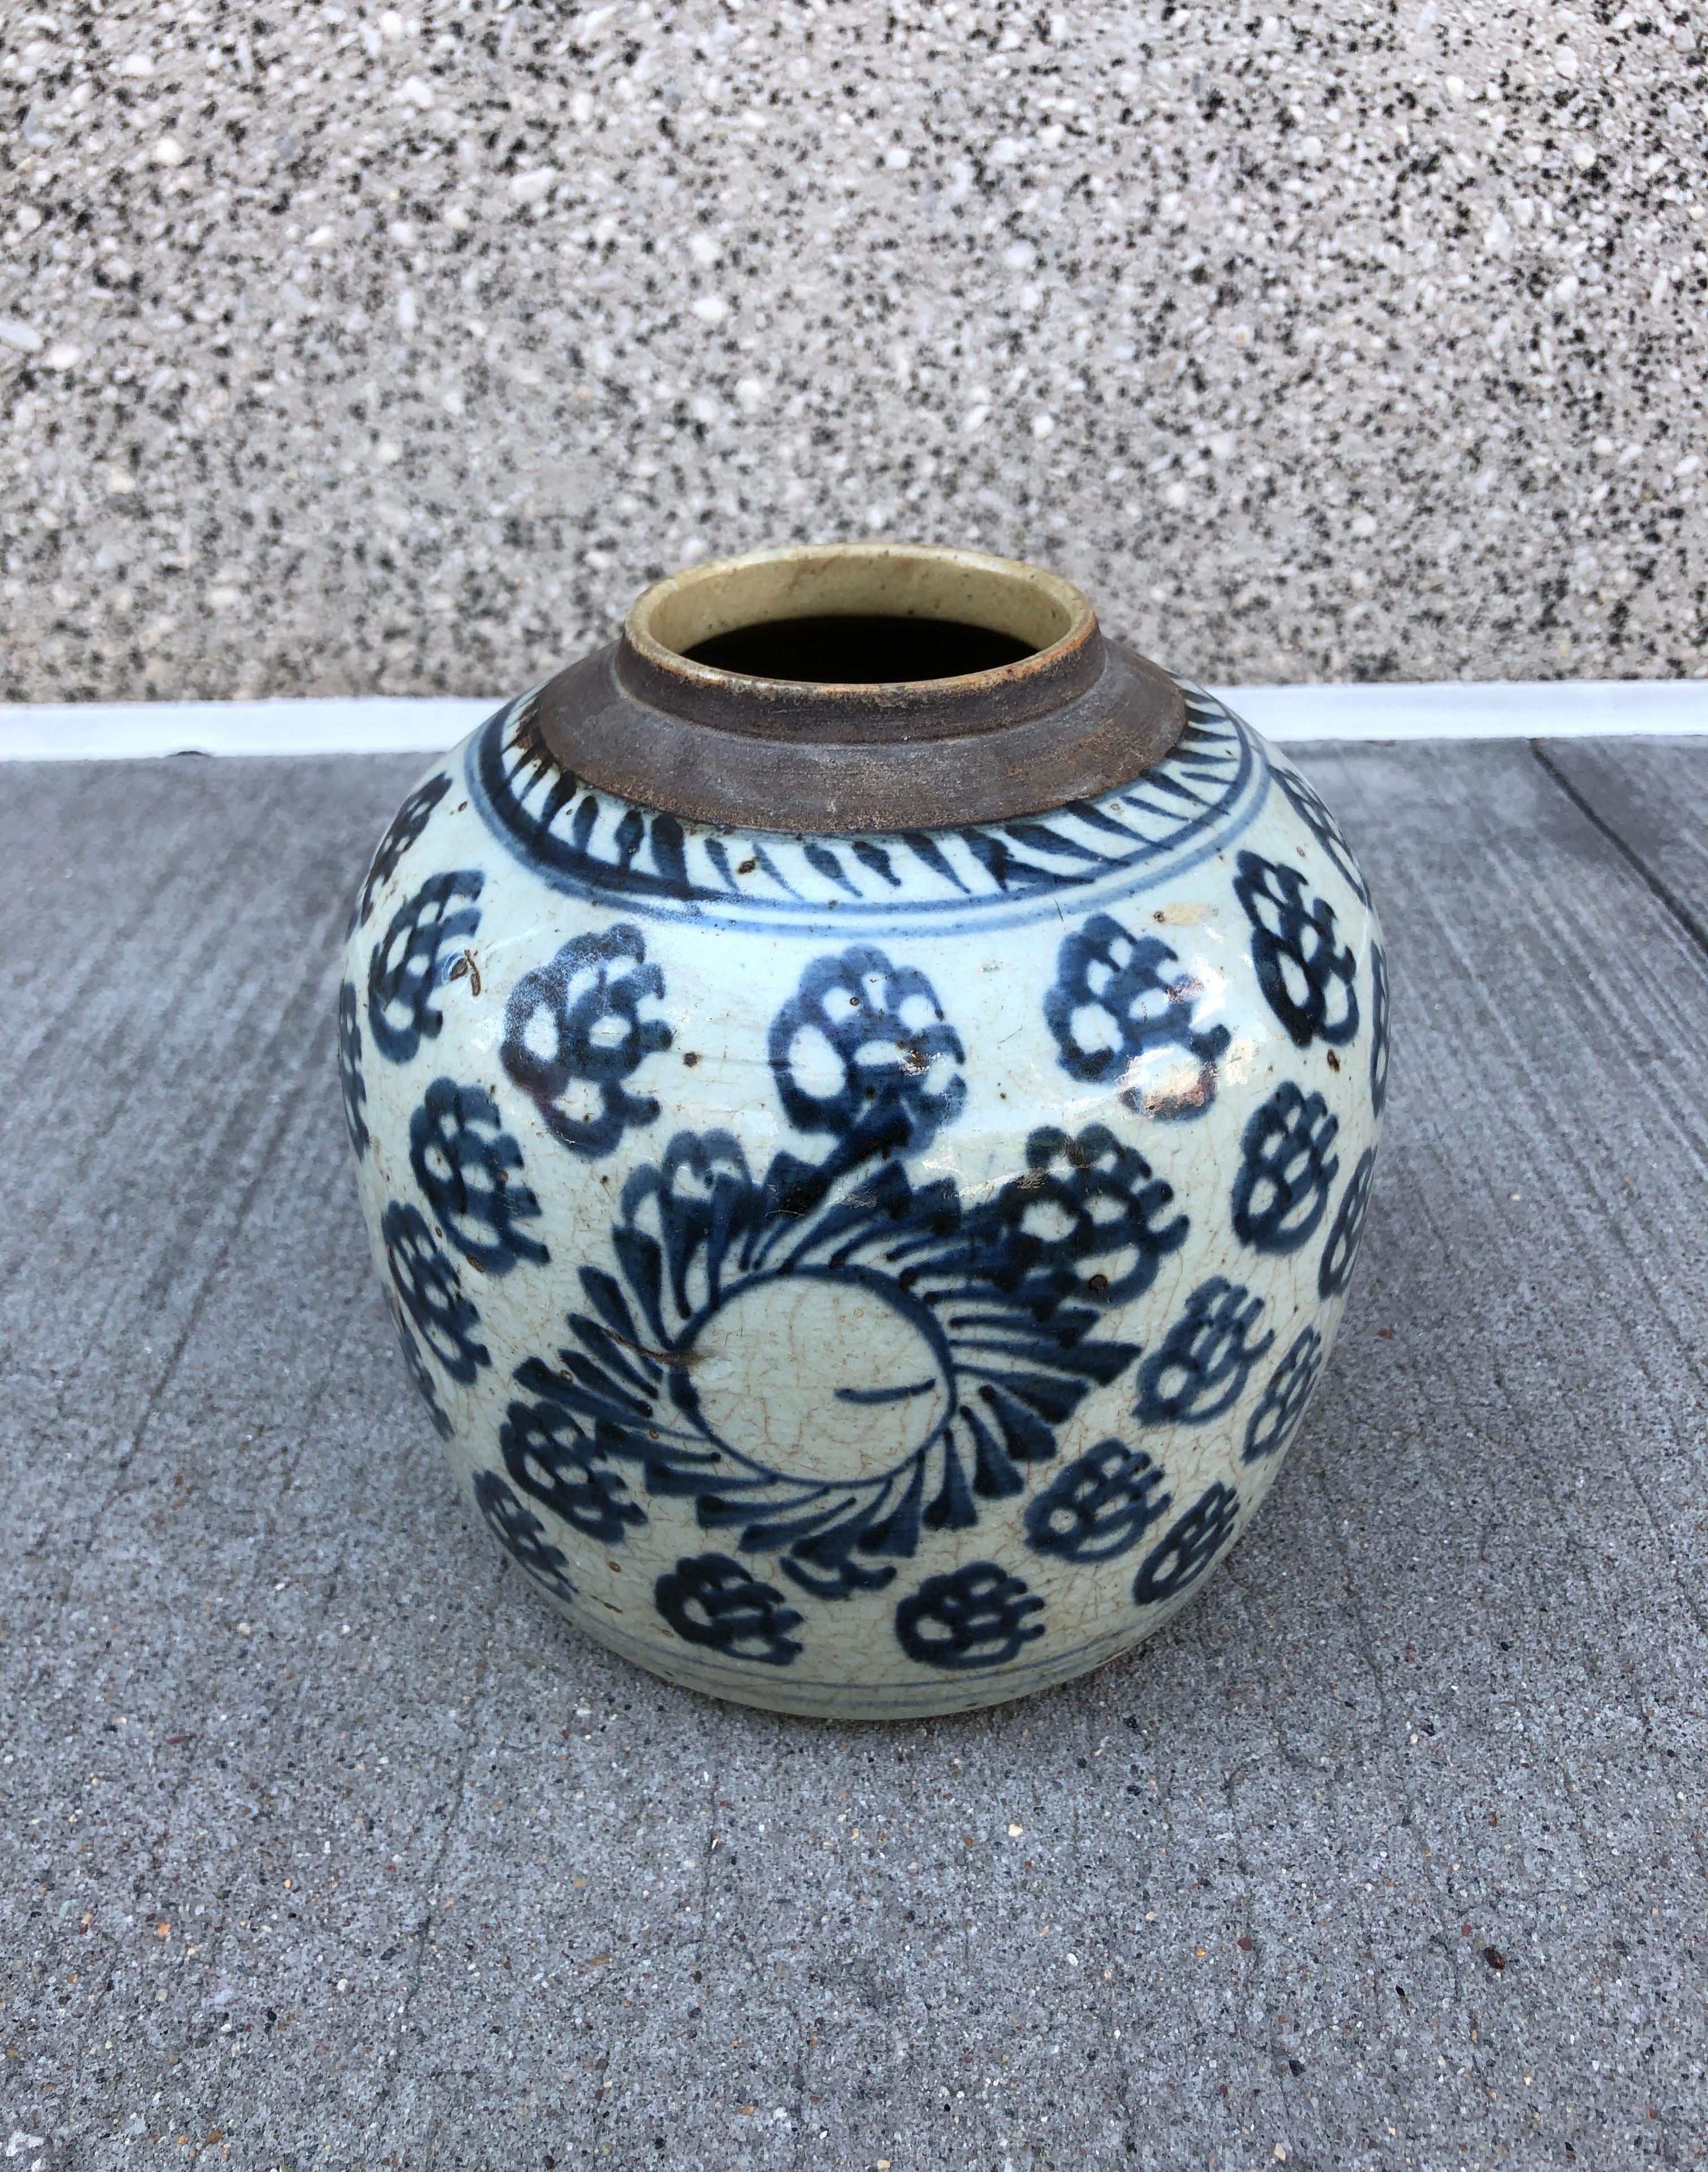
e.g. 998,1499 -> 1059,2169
339,679 -> 1385,1718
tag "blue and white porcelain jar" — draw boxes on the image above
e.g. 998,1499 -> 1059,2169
339,544 -> 1385,1719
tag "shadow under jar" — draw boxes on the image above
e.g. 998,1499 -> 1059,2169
340,543 -> 1386,1719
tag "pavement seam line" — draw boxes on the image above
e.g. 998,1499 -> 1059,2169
1531,739 -> 1708,962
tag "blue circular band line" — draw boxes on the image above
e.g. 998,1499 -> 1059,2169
461,679 -> 1274,939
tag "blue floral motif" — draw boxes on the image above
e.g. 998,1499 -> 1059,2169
499,949 -> 1161,1602
350,770 -> 452,934
1369,942 -> 1391,1118
408,1076 -> 549,1274
1044,911 -> 1231,1119
337,980 -> 368,1157
655,1552 -> 804,1668
368,870 -> 485,1065
473,1470 -> 577,1603
895,1560 -> 1045,1671
1131,1482 -> 1239,1607
1231,1083 -> 1340,1254
1273,761 -> 1370,905
1234,851 -> 1358,1050
383,1199 -> 489,1385
498,1396 -> 646,1547
1133,1277 -> 1275,1427
947,1123 -> 1188,1315
501,923 -> 672,1158
768,944 -> 966,1159
1023,1438 -> 1171,1563
386,1292 -> 452,1439
1318,1148 -> 1376,1299
1242,1327 -> 1324,1464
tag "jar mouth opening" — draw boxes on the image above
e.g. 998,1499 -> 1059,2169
624,542 -> 1096,696
684,613 -> 1036,684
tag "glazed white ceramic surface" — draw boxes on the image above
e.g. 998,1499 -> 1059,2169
339,679 -> 1385,1717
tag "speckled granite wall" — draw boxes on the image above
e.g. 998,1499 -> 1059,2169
2,0 -> 1703,704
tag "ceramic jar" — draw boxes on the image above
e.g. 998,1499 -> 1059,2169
339,544 -> 1385,1719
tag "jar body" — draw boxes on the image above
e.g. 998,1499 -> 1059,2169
339,679 -> 1385,1718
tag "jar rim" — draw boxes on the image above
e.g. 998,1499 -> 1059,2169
532,541 -> 1188,834
624,541 -> 1096,703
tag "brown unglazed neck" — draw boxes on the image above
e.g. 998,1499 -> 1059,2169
533,543 -> 1187,835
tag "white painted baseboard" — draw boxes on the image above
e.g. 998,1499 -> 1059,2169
0,679 -> 1704,762
0,696 -> 500,763
1225,678 -> 1708,743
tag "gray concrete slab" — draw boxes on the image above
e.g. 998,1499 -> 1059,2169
1537,738 -> 1708,948
2,2 -> 1705,710
2,742 -> 1707,2170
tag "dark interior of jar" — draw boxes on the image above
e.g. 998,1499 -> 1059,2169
683,613 -> 1037,684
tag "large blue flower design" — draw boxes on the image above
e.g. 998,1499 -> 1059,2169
1231,1083 -> 1339,1254
383,1199 -> 489,1385
337,980 -> 368,1157
350,770 -> 452,935
498,947 -> 1184,1601
473,1471 -> 577,1603
1131,1482 -> 1239,1607
501,922 -> 672,1158
766,944 -> 967,1166
1132,1277 -> 1274,1427
1234,851 -> 1358,1051
895,1561 -> 1045,1671
1318,1148 -> 1376,1298
498,1395 -> 646,1547
1044,911 -> 1231,1120
409,1076 -> 549,1275
1023,1438 -> 1171,1563
368,870 -> 485,1065
1369,943 -> 1391,1117
1242,1327 -> 1324,1464
1273,761 -> 1369,906
386,1291 -> 453,1439
655,1553 -> 804,1668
